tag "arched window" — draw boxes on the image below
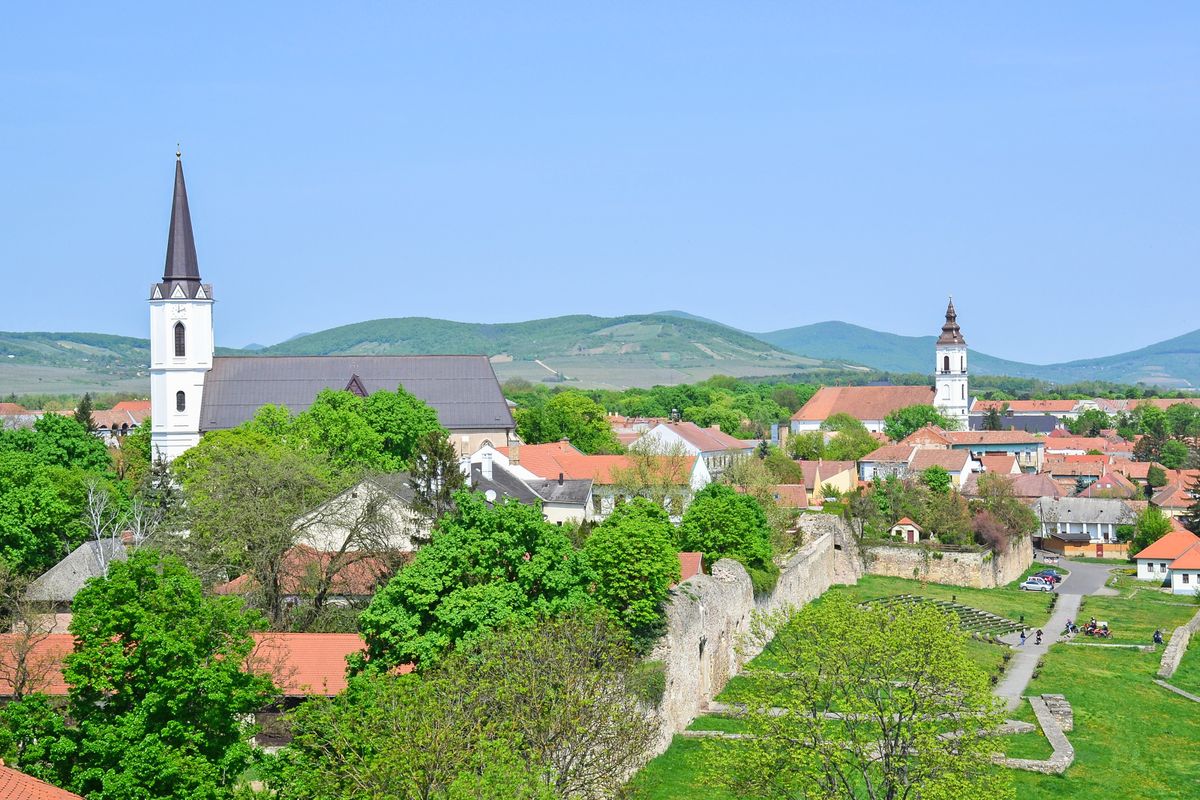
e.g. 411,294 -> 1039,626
174,322 -> 186,357
962,385 -> 966,399
960,355 -> 965,372
942,355 -> 950,372
176,391 -> 186,412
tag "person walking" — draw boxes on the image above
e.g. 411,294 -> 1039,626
1019,630 -> 1027,646
1035,629 -> 1043,646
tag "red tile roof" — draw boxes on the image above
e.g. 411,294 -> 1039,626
980,454 -> 1018,474
909,449 -> 971,473
943,430 -> 1042,446
0,765 -> 82,799
1044,436 -> 1109,452
893,517 -> 921,529
0,634 -> 73,696
1135,529 -> 1200,561
794,460 -> 857,491
861,444 -> 916,463
1152,482 -> 1195,510
791,386 -> 935,423
1170,544 -> 1200,570
515,441 -> 697,486
112,400 -> 151,412
677,552 -> 703,583
1134,398 -> 1200,411
213,546 -> 396,597
647,421 -> 753,453
974,399 -> 1078,413
1077,470 -> 1139,499
0,403 -> 29,415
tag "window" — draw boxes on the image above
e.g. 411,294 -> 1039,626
1162,563 -> 1168,572
592,494 -> 602,514
943,355 -> 950,372
1184,573 -> 1191,585
174,322 -> 186,357
960,355 -> 965,371
175,391 -> 186,412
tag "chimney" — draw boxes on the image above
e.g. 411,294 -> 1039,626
710,424 -> 721,431
482,452 -> 493,481
558,472 -> 564,485
510,440 -> 520,465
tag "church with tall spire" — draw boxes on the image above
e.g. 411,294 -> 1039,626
146,153 -> 514,462
933,297 -> 969,429
148,152 -> 214,461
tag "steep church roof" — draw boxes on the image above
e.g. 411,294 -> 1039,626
151,153 -> 212,301
936,297 -> 966,346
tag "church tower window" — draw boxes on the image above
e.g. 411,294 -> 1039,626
174,322 -> 186,357
943,355 -> 949,373
176,391 -> 186,412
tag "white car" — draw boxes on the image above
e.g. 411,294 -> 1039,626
1019,578 -> 1054,592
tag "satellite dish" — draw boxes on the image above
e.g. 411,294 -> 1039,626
484,489 -> 497,503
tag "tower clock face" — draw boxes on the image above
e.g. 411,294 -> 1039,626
169,305 -> 188,320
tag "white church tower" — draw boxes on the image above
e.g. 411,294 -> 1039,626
149,152 -> 213,462
934,297 -> 969,429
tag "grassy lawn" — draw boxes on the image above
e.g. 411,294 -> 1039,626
630,573 -> 1200,799
1169,638 -> 1200,696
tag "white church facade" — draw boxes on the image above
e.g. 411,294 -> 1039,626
933,298 -> 969,429
148,155 -> 515,462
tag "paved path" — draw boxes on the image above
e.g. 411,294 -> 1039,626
994,557 -> 1120,711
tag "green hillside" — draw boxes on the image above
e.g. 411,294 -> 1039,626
259,314 -> 828,388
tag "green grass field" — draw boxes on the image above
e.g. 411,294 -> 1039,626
630,572 -> 1199,799
1171,639 -> 1200,696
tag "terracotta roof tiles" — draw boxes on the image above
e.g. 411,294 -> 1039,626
791,386 -> 935,423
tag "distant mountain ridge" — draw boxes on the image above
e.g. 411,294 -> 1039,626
4,313 -> 1200,392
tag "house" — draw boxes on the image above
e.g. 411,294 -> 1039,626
633,420 -> 756,478
292,475 -> 432,554
790,386 -> 936,434
1044,436 -> 1111,457
469,455 -> 593,524
967,414 -> 1061,435
1151,482 -> 1196,519
979,454 -> 1019,474
0,763 -> 83,799
971,399 -> 1079,420
146,156 -> 514,461
212,545 -> 397,608
1134,528 -> 1200,586
890,517 -> 926,544
1032,497 -> 1138,558
859,445 -> 975,487
900,426 -> 1045,471
467,441 -> 710,520
1166,544 -> 1200,596
607,415 -> 668,447
794,460 -> 858,502
678,552 -> 704,583
961,471 -> 1064,501
1076,470 -> 1139,500
25,539 -> 128,633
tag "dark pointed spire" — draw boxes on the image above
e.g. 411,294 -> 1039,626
163,153 -> 200,283
937,296 -> 966,345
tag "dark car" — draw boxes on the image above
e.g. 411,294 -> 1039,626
1035,569 -> 1063,584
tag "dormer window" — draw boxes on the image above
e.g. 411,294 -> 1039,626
174,322 -> 186,357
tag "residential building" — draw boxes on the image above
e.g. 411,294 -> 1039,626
1044,436 -> 1111,457
469,455 -> 593,524
858,444 -> 976,487
1134,528 -> 1200,586
970,399 -> 1079,421
967,413 -> 1061,435
1151,481 -> 1197,519
1032,497 -> 1138,559
25,539 -> 128,633
633,420 -> 756,478
148,156 -> 513,461
794,460 -> 858,502
1076,470 -> 1139,500
790,385 -> 935,434
961,471 -> 1064,501
979,454 -> 1019,474
1167,545 -> 1200,596
900,426 -> 1045,471
890,517 -> 926,544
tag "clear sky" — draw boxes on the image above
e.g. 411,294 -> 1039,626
2,3 -> 1197,362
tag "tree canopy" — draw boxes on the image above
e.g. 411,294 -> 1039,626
515,391 -> 622,454
679,483 -> 777,593
883,404 -> 959,442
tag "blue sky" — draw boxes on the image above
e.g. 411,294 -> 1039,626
1,3 -> 1197,362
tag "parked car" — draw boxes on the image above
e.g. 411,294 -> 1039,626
1020,578 -> 1054,592
1035,569 -> 1064,584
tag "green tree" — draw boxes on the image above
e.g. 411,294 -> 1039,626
582,499 -> 679,648
705,595 -> 1012,800
972,473 -> 1038,540
1067,408 -> 1111,437
516,391 -> 622,454
920,465 -> 951,494
1130,505 -> 1174,557
679,483 -> 777,594
73,392 -> 97,433
291,390 -> 389,471
787,430 -> 825,461
356,493 -> 593,671
0,451 -> 91,574
119,418 -> 153,486
1159,439 -> 1190,470
408,429 -> 466,523
1184,475 -> 1200,535
0,413 -> 112,474
763,447 -> 805,483
1146,464 -> 1169,489
820,414 -> 879,462
982,403 -> 1008,431
7,550 -> 275,800
1166,402 -> 1200,439
364,385 -> 447,467
883,404 -> 959,442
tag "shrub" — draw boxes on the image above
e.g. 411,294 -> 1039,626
680,484 -> 778,594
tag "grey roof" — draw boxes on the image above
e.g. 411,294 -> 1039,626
472,462 -> 592,507
26,540 -> 127,603
199,355 -> 515,433
151,156 -> 209,300
968,414 -> 1059,434
1032,497 -> 1137,526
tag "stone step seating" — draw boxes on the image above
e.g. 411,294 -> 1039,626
865,595 -> 1024,637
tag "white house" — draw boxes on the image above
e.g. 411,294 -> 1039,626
1032,497 -> 1138,559
890,517 -> 926,544
632,421 -> 755,479
1134,527 -> 1200,595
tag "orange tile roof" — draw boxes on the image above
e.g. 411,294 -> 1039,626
943,430 -> 1042,446
909,449 -> 971,473
0,403 -> 29,415
1077,470 -> 1139,499
861,444 -> 915,463
515,441 -> 696,486
0,634 -> 73,696
678,552 -> 703,583
1134,398 -> 1200,411
980,454 -> 1018,473
1152,482 -> 1195,510
1044,436 -> 1110,452
112,400 -> 151,412
0,765 -> 82,799
894,517 -> 921,529
1135,529 -> 1200,561
213,546 -> 397,597
791,386 -> 935,423
974,399 -> 1078,413
1169,543 -> 1200,570
793,460 -> 857,491
650,421 -> 754,453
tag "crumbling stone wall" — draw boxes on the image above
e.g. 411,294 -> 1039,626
864,535 -> 1031,589
1158,608 -> 1200,679
650,515 -> 860,753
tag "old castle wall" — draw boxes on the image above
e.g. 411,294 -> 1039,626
863,535 -> 1032,589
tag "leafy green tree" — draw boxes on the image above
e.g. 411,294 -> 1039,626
982,403 -> 1007,431
1147,464 -> 1169,489
291,390 -> 389,471
705,595 -> 1012,800
787,430 -> 825,461
516,391 -> 622,454
364,385 -> 447,467
582,499 -> 679,648
883,404 -> 959,442
0,413 -> 112,473
1068,408 -> 1111,436
0,451 -> 91,574
763,447 -> 805,483
1184,475 -> 1200,535
972,473 -> 1037,539
408,428 -> 466,523
1159,439 -> 1190,470
679,483 -> 777,593
920,465 -> 951,494
819,413 -> 879,461
119,417 -> 153,486
1166,402 -> 1200,439
73,392 -> 97,433
920,486 -> 974,546
1130,505 -> 1174,557
356,493 -> 593,671
6,550 -> 274,800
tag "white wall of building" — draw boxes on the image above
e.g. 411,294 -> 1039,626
1171,569 -> 1199,595
149,295 -> 212,462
